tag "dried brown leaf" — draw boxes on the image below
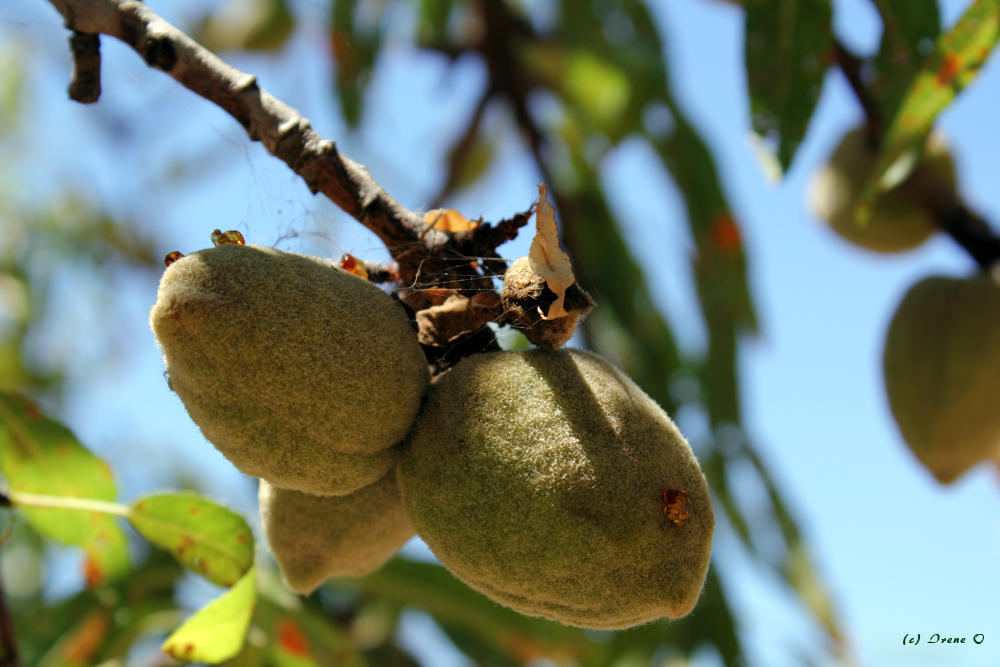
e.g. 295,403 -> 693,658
416,295 -> 502,347
423,209 -> 480,234
527,183 -> 575,319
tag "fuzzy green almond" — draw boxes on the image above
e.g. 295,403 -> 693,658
883,274 -> 1000,483
259,467 -> 415,594
150,244 -> 429,496
397,349 -> 714,629
809,127 -> 955,253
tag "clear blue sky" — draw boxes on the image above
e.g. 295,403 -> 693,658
2,0 -> 1000,665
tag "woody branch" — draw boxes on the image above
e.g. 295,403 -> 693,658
43,0 -> 527,288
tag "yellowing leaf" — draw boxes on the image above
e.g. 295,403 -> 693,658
528,183 -> 575,320
128,491 -> 255,588
162,565 -> 257,664
423,209 -> 479,233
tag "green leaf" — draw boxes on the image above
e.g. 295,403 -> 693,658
564,50 -> 632,129
331,0 -> 383,127
871,0 -> 940,119
127,491 -> 254,588
36,608 -> 113,667
162,564 -> 257,664
196,0 -> 295,52
254,596 -> 369,667
356,558 -> 597,664
0,391 -> 130,585
417,0 -> 455,48
859,0 -> 999,220
244,0 -> 295,51
744,0 -> 832,171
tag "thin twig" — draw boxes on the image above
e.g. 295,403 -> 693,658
44,0 -> 509,291
0,569 -> 19,667
0,491 -> 18,667
833,40 -> 883,142
68,31 -> 101,103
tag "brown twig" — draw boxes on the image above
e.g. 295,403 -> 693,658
44,0 -> 513,293
833,41 -> 883,142
361,261 -> 399,284
834,38 -> 1000,269
0,491 -> 18,667
0,570 -> 18,667
67,31 -> 101,103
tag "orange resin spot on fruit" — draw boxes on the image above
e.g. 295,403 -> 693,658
164,251 -> 185,267
210,229 -> 246,246
339,253 -> 369,279
663,489 -> 691,526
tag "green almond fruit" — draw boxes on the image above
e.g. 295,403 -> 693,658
397,349 -> 714,629
883,274 -> 1000,483
808,127 -> 956,253
150,244 -> 429,495
260,467 -> 415,594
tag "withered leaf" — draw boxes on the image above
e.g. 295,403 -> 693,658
416,294 -> 502,347
528,183 -> 575,320
423,209 -> 480,234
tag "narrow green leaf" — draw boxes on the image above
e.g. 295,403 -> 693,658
127,491 -> 254,588
564,50 -> 632,129
195,0 -> 294,52
162,565 -> 257,664
871,0 -> 940,119
331,0 -> 382,127
417,0 -> 455,47
36,608 -> 112,667
0,391 -> 129,585
356,558 -> 597,663
254,596 -> 369,667
744,0 -> 833,171
244,0 -> 295,51
859,0 -> 999,219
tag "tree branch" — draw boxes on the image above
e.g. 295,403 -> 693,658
67,31 -> 101,103
0,572 -> 18,667
0,492 -> 18,667
44,0 -> 511,290
834,38 -> 1000,269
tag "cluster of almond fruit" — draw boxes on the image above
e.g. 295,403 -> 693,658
150,197 -> 714,630
810,127 -> 1000,483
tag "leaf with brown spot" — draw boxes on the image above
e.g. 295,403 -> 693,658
127,491 -> 254,587
857,0 -> 998,219
162,565 -> 256,664
527,184 -> 575,320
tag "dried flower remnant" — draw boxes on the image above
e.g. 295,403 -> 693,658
528,183 -> 575,320
210,229 -> 246,246
663,489 -> 691,526
339,253 -> 369,280
164,251 -> 186,267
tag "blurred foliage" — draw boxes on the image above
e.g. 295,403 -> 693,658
858,0 -> 998,219
744,0 -> 832,171
1,0 -> 997,664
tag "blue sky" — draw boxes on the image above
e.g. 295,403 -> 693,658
2,0 -> 1000,665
